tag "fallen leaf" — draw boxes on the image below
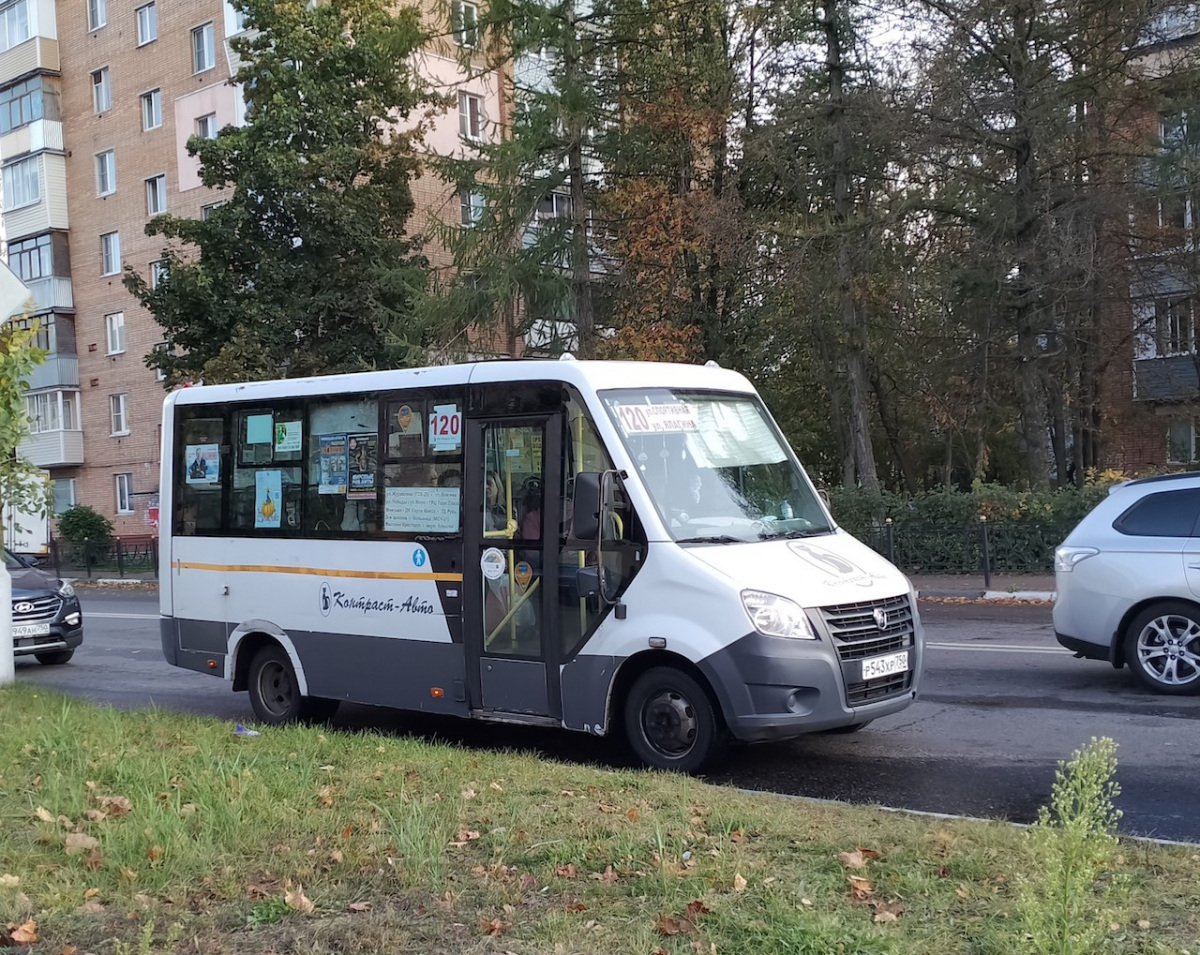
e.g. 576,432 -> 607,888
76,901 -> 105,914
341,825 -> 354,839
56,815 -> 74,829
730,829 -> 744,842
84,851 -> 104,870
461,788 -> 477,800
591,865 -> 618,884
0,875 -> 18,888
519,873 -> 538,890
285,883 -> 314,914
480,917 -> 510,936
560,789 -> 575,796
685,900 -> 710,918
873,900 -> 905,922
84,810 -> 107,822
838,850 -> 869,869
84,888 -> 100,900
848,875 -> 874,901
654,913 -> 692,936
347,901 -> 371,913
565,902 -> 586,912
627,807 -> 639,822
9,918 -> 37,944
99,796 -> 131,816
147,846 -> 163,864
1138,920 -> 1151,930
734,873 -> 747,893
34,807 -> 54,823
556,864 -> 578,879
598,803 -> 619,813
490,782 -> 504,792
120,867 -> 138,882
329,850 -> 344,863
62,946 -> 77,955
64,833 -> 100,856
179,803 -> 197,817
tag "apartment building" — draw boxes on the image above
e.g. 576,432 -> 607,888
0,0 -> 501,535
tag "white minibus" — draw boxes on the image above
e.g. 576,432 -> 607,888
158,358 -> 922,770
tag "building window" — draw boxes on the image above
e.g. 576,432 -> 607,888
192,22 -> 215,73
11,314 -> 53,351
0,0 -> 31,53
1168,419 -> 1200,464
2,155 -> 39,210
459,187 -> 484,226
537,192 -> 572,219
136,2 -> 156,44
95,149 -> 115,195
115,473 -> 134,513
452,0 -> 478,47
52,477 -> 76,514
141,88 -> 162,130
152,340 -> 169,381
1155,295 -> 1194,356
146,174 -> 167,216
25,391 -> 78,434
458,92 -> 482,142
91,67 -> 111,113
87,0 -> 105,30
105,311 -> 125,355
150,259 -> 168,289
110,394 -> 129,435
8,233 -> 52,281
200,201 -> 224,220
100,231 -> 120,275
196,113 -> 218,140
0,75 -> 59,134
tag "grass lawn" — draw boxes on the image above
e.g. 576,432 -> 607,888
0,685 -> 1195,954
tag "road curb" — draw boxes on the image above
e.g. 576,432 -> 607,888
918,590 -> 1055,603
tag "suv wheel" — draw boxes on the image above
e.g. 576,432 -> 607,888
1125,601 -> 1200,695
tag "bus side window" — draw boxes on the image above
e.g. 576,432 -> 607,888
177,414 -> 224,536
306,398 -> 381,536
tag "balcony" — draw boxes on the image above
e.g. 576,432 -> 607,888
24,275 -> 72,312
1133,356 -> 1200,402
24,355 -> 78,391
0,37 -> 58,86
0,118 -> 63,160
17,428 -> 83,468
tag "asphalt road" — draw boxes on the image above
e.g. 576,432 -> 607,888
12,592 -> 1200,843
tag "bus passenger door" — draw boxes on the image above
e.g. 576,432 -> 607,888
464,416 -> 562,720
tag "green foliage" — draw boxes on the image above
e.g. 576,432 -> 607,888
827,479 -> 1121,572
124,0 -> 434,386
1019,737 -> 1124,955
244,896 -> 292,929
56,505 -> 114,545
0,319 -> 51,546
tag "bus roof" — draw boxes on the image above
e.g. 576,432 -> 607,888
162,359 -> 758,409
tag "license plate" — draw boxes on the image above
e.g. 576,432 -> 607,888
12,623 -> 51,639
861,650 -> 909,680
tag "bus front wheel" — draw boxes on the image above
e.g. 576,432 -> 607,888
624,666 -> 724,773
248,645 -> 339,725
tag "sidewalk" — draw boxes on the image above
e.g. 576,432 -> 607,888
909,572 -> 1056,602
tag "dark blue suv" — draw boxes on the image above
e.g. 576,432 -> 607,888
5,548 -> 83,665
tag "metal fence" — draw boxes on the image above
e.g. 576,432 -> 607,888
43,537 -> 159,580
855,518 -> 1071,583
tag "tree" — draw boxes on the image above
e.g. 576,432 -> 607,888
0,317 -> 51,548
125,0 -> 435,385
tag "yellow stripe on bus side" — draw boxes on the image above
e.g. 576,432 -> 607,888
173,561 -> 463,582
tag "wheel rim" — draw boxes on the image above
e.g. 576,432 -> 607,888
641,688 -> 698,758
1136,614 -> 1200,687
257,659 -> 297,718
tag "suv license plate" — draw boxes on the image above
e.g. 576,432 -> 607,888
12,623 -> 51,638
861,650 -> 909,680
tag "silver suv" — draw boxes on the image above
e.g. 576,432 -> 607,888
1054,473 -> 1200,694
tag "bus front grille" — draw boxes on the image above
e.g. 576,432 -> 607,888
817,594 -> 915,705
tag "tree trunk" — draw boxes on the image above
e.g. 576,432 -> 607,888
564,8 -> 595,358
824,0 -> 878,491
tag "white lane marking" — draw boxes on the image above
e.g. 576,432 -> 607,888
84,612 -> 160,620
926,641 -> 1070,655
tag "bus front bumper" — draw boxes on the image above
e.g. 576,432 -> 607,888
699,631 -> 921,742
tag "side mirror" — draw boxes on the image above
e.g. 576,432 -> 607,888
572,472 -> 602,541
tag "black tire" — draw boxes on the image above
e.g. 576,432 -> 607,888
35,649 -> 74,666
623,666 -> 724,773
822,720 -> 873,734
1124,601 -> 1200,695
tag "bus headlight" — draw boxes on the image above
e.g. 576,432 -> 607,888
741,590 -> 815,639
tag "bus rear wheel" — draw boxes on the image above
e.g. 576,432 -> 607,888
624,666 -> 723,773
248,645 -> 339,725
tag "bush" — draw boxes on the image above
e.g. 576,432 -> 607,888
57,505 -> 114,545
826,478 -> 1124,573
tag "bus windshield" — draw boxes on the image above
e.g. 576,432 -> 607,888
600,388 -> 834,543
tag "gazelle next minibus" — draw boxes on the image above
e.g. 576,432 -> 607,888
159,359 -> 922,770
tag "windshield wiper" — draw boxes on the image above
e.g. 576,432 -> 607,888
767,528 -> 832,540
675,534 -> 746,545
